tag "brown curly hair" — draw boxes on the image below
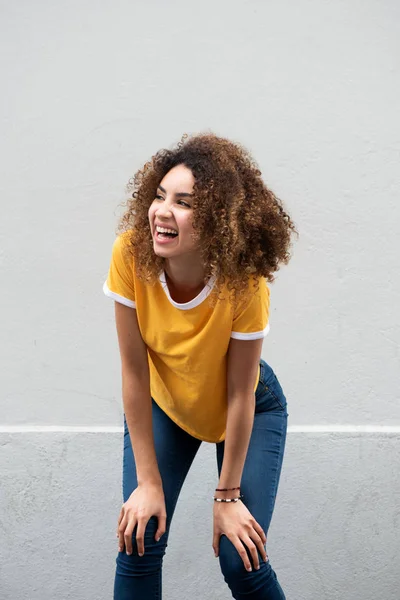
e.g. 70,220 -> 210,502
117,130 -> 298,309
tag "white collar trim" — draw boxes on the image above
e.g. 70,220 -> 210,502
159,271 -> 216,310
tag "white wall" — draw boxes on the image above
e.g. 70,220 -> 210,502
1,1 -> 399,598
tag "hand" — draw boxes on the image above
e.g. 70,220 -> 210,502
117,482 -> 166,557
212,500 -> 268,571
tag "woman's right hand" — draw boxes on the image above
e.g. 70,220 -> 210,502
117,482 -> 167,557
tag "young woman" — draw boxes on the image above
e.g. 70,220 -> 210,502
103,132 -> 298,599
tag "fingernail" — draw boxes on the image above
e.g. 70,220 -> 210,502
126,551 -> 131,555
256,565 -> 260,570
118,547 -> 122,552
246,566 -> 252,572
156,537 -> 160,542
265,556 -> 269,562
139,552 -> 143,557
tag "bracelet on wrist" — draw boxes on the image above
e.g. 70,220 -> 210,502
215,486 -> 241,492
213,494 -> 243,503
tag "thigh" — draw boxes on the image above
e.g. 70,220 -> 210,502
216,359 -> 288,534
123,399 -> 202,532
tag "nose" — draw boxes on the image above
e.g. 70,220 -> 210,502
155,203 -> 173,219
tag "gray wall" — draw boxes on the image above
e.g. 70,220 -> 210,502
1,1 -> 399,598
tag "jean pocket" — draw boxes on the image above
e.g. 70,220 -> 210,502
256,373 -> 288,413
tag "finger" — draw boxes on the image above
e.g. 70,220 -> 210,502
116,505 -> 124,537
124,519 -> 136,555
212,532 -> 220,557
155,513 -> 167,542
248,528 -> 268,563
242,535 -> 259,570
135,518 -> 148,556
118,505 -> 125,525
118,516 -> 128,552
230,535 -> 252,572
252,520 -> 267,545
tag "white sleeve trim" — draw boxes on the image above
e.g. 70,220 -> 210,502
230,322 -> 270,340
103,281 -> 136,308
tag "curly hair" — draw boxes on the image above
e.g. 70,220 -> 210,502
116,130 -> 298,309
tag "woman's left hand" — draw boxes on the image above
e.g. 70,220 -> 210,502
212,500 -> 268,571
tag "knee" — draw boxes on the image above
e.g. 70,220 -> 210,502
116,547 -> 164,578
218,535 -> 277,595
116,518 -> 167,576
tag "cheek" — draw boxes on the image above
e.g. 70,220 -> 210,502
179,219 -> 195,240
183,214 -> 195,231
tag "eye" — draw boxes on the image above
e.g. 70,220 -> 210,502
154,194 -> 190,208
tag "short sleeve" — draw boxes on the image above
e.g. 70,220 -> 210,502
103,233 -> 136,308
231,277 -> 270,340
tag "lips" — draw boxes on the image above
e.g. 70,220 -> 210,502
154,223 -> 178,233
154,231 -> 179,245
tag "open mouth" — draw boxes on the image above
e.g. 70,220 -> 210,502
154,225 -> 179,241
156,231 -> 178,239
155,228 -> 179,243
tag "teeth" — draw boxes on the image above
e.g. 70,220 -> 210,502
156,226 -> 178,235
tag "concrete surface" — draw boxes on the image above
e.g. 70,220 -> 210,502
1,431 -> 399,599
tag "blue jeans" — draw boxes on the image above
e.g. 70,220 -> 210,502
114,358 -> 288,599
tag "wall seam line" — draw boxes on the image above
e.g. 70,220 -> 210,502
0,425 -> 400,433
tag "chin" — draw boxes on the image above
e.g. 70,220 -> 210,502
153,244 -> 172,257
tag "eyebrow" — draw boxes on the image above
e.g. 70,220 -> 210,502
157,184 -> 193,198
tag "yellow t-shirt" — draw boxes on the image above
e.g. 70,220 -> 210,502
103,232 -> 270,443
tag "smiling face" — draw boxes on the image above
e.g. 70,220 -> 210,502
148,164 -> 200,260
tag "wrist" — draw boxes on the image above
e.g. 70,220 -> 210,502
214,484 -> 241,500
138,475 -> 163,488
214,490 -> 239,500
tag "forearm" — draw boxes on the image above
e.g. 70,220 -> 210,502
122,372 -> 161,486
217,393 -> 255,497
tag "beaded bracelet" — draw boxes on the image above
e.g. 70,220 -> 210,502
213,494 -> 243,503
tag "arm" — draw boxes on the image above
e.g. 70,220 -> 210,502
114,301 -> 161,486
212,336 -> 268,571
215,336 -> 264,497
114,302 -> 166,556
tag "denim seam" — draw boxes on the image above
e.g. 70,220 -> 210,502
263,379 -> 287,411
266,412 -> 287,531
259,360 -> 265,385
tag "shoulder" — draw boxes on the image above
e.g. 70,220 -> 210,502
111,230 -> 134,262
233,275 -> 269,306
113,229 -> 133,250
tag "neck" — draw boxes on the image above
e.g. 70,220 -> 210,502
164,258 -> 206,292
